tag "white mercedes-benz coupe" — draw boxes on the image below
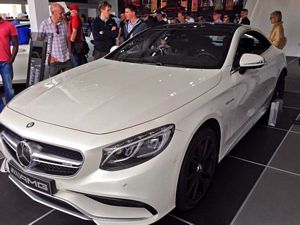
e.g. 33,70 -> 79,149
0,23 -> 286,225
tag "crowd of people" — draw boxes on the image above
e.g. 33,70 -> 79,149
0,1 -> 288,111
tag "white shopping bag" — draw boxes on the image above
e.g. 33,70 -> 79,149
268,99 -> 283,127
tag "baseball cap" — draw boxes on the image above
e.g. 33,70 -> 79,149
68,4 -> 79,12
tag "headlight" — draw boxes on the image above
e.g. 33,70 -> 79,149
100,124 -> 175,171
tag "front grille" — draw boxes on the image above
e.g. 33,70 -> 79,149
35,163 -> 78,176
1,127 -> 83,176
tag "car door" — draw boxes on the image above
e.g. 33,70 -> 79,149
230,31 -> 277,136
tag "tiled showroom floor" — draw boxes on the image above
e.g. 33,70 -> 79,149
0,57 -> 300,225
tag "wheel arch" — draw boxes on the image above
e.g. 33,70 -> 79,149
199,119 -> 221,154
175,117 -> 222,210
281,67 -> 287,76
183,117 -> 222,161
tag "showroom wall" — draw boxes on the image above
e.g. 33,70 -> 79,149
0,0 -> 118,17
88,0 -> 119,16
245,0 -> 300,57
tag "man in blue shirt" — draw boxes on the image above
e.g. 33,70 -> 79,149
12,13 -> 31,45
123,4 -> 148,41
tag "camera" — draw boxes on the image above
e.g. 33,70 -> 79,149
64,11 -> 71,21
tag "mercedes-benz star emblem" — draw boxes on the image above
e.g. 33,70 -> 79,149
16,141 -> 33,168
26,122 -> 35,128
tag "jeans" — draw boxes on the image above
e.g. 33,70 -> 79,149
71,53 -> 87,68
0,62 -> 14,111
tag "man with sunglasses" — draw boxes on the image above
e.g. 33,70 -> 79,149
223,14 -> 230,23
39,2 -> 72,76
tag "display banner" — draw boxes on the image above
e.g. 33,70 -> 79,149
26,40 -> 47,87
191,0 -> 198,12
49,0 -> 88,2
225,0 -> 234,10
214,0 -> 223,10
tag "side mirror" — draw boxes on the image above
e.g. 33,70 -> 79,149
110,45 -> 118,53
239,53 -> 265,74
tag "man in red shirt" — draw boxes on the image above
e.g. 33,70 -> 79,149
68,4 -> 87,67
0,16 -> 19,111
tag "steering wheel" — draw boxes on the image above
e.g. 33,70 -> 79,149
197,51 -> 218,61
152,46 -> 169,56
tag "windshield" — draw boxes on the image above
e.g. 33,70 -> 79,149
106,26 -> 233,69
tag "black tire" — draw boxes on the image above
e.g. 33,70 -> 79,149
176,127 -> 219,211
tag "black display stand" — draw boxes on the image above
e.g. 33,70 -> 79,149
26,40 -> 47,87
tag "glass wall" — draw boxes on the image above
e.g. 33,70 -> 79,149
0,4 -> 22,19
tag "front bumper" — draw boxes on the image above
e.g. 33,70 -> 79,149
0,108 -> 189,225
1,158 -> 158,225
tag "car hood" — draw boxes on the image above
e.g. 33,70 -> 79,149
9,59 -> 222,134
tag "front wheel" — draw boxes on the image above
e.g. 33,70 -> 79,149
176,127 -> 219,211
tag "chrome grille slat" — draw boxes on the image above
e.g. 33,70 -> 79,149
33,159 -> 80,169
1,128 -> 83,176
32,152 -> 82,168
1,130 -> 19,151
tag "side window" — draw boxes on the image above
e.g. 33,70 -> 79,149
233,31 -> 271,70
248,31 -> 271,54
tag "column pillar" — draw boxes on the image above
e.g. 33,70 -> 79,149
21,4 -> 26,13
27,0 -> 49,33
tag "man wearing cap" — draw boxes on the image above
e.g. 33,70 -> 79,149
68,4 -> 87,67
0,16 -> 19,111
12,13 -> 31,45
39,3 -> 72,76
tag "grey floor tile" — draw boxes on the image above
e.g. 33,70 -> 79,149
232,168 -> 300,225
292,124 -> 300,132
283,92 -> 300,109
286,57 -> 300,79
270,132 -> 300,175
230,126 -> 286,165
34,210 -> 189,225
259,106 -> 300,130
0,172 -> 50,225
291,114 -> 300,132
286,78 -> 300,94
286,56 -> 296,63
33,210 -> 96,225
153,215 -> 191,225
276,107 -> 300,130
174,157 -> 264,225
